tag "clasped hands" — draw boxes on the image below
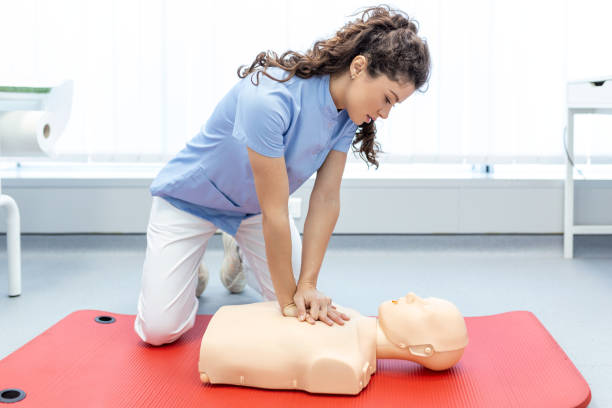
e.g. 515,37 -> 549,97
282,282 -> 350,326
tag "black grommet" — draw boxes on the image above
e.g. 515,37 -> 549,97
0,388 -> 26,403
95,315 -> 116,324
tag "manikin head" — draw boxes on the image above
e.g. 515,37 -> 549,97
378,292 -> 469,370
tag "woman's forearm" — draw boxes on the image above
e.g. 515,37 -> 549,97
298,193 -> 340,288
262,212 -> 297,308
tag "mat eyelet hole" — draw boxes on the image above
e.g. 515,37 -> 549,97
0,388 -> 26,403
95,316 -> 116,324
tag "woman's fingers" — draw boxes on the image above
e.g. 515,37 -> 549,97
310,302 -> 320,321
299,305 -> 349,326
329,304 -> 350,321
282,303 -> 298,317
320,303 -> 328,323
327,310 -> 345,326
312,309 -> 345,326
294,294 -> 307,321
322,316 -> 334,326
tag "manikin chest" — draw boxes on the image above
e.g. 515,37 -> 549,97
199,301 -> 377,395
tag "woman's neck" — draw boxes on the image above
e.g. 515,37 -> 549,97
329,71 -> 350,110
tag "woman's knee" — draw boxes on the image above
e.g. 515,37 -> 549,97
135,309 -> 195,346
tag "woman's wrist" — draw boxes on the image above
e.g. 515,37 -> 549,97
260,214 -> 298,310
297,279 -> 316,290
278,292 -> 296,309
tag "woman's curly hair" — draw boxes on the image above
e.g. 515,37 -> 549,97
237,4 -> 431,169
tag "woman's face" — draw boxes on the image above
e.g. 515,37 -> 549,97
343,56 -> 416,126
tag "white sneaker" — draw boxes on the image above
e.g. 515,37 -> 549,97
196,262 -> 209,297
220,232 -> 246,293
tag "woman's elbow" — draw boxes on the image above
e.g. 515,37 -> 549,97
261,206 -> 290,224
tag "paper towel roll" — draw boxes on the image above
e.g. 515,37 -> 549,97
0,110 -> 57,157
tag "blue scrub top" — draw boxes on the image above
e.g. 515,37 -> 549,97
150,66 -> 358,235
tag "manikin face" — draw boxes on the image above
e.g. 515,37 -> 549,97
378,292 -> 468,354
344,55 -> 416,126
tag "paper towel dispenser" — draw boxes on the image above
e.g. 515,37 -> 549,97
0,80 -> 73,156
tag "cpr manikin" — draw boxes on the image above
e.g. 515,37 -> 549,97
198,292 -> 469,395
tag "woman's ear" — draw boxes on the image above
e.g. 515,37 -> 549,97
351,55 -> 368,77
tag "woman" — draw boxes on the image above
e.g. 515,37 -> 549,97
134,5 -> 430,346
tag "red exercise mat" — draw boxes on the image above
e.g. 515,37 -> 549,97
0,310 -> 590,408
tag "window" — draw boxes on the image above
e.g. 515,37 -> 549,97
1,0 -> 611,166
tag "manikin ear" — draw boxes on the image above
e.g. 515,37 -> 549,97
407,344 -> 434,357
393,341 -> 434,357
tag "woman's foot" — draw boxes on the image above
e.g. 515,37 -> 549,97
220,232 -> 246,293
196,262 -> 209,297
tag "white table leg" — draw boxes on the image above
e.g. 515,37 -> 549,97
0,194 -> 22,296
563,109 -> 574,259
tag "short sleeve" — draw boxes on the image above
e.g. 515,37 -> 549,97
331,124 -> 357,153
233,80 -> 293,158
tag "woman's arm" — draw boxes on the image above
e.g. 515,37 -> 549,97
293,150 -> 351,325
298,150 -> 347,288
298,191 -> 340,288
247,147 -> 296,310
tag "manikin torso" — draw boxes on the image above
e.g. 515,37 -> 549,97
199,293 -> 468,395
199,302 -> 376,395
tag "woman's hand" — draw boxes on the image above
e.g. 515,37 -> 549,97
281,302 -> 315,323
289,283 -> 350,326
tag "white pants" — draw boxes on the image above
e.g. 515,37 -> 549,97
134,196 -> 302,346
